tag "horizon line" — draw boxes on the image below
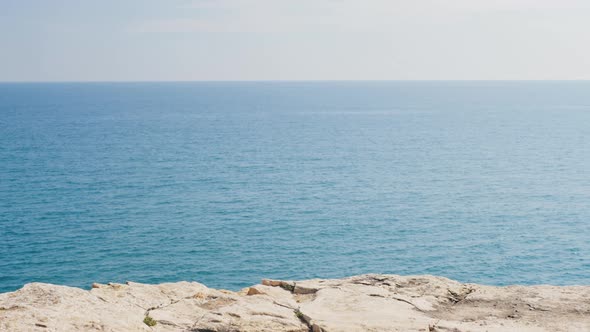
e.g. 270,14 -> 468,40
2,79 -> 590,84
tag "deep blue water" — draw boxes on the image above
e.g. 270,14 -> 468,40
1,81 -> 590,293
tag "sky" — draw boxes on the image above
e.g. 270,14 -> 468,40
1,0 -> 590,81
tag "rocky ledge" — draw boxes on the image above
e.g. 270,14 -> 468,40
1,274 -> 589,332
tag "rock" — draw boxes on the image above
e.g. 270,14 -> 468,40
1,274 -> 590,331
293,284 -> 318,295
246,287 -> 263,295
262,279 -> 284,287
261,279 -> 283,287
261,279 -> 295,292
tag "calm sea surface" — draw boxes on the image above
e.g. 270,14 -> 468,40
1,81 -> 590,293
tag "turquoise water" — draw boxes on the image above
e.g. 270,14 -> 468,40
1,81 -> 590,293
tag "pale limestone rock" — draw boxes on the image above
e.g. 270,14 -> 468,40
2,274 -> 590,332
0,283 -> 149,331
261,279 -> 283,287
244,287 -> 260,296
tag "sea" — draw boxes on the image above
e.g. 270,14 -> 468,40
1,81 -> 589,293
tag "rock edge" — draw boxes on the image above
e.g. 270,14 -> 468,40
1,274 -> 589,331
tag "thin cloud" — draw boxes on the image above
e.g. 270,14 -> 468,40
133,0 -> 590,34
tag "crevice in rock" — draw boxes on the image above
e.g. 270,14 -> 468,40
156,320 -> 181,327
294,308 -> 326,332
190,313 -> 208,330
273,300 -> 296,310
95,296 -> 108,303
294,308 -> 314,332
448,288 -> 474,305
0,305 -> 24,311
145,291 -> 215,315
389,295 -> 425,312
142,296 -> 193,327
280,282 -> 296,293
526,303 -> 550,312
146,298 -> 180,313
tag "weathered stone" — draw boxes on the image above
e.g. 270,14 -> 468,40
261,279 -> 283,287
293,284 -> 318,295
1,274 -> 589,332
246,287 -> 263,295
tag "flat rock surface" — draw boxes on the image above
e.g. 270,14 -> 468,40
1,274 -> 589,331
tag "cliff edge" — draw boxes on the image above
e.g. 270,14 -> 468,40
1,274 -> 589,331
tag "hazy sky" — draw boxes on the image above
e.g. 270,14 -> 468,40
2,0 -> 590,81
